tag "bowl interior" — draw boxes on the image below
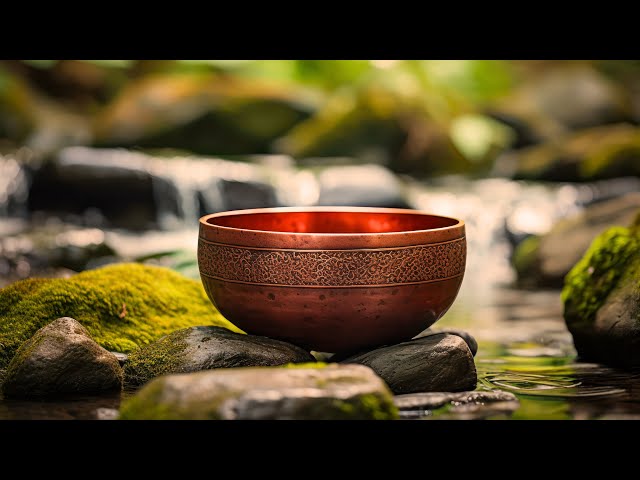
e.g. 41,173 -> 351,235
206,210 -> 458,234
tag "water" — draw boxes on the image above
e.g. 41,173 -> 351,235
1,168 -> 640,419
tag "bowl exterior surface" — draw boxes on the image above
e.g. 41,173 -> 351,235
199,208 -> 465,353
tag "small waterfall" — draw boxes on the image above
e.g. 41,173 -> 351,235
0,150 -> 32,218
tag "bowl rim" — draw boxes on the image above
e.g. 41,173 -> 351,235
200,206 -> 464,238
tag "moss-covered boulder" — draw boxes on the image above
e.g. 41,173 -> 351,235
562,217 -> 640,368
2,317 -> 123,397
0,263 -> 239,369
92,73 -> 316,155
275,86 -> 472,177
495,124 -> 640,182
119,364 -> 398,420
124,326 -> 315,386
513,193 -> 640,287
486,64 -> 633,149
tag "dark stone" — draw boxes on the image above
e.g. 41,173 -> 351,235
1,317 -> 123,398
572,280 -> 640,367
395,390 -> 520,420
394,390 -> 518,410
338,333 -> 477,394
563,218 -> 640,368
124,326 -> 316,386
513,192 -> 640,288
119,364 -> 398,420
27,147 -> 282,231
28,148 -> 158,230
0,222 -> 117,275
315,164 -> 409,208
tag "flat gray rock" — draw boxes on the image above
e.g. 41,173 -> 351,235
338,333 -> 477,394
119,364 -> 398,420
124,326 -> 315,386
1,317 -> 123,397
395,390 -> 520,420
394,390 -> 518,410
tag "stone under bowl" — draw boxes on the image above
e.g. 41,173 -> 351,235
198,207 -> 466,353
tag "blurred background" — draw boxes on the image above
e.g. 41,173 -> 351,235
2,60 -> 640,418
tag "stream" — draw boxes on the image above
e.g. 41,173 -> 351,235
1,156 -> 639,420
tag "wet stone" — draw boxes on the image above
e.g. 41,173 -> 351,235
2,317 -> 123,398
119,364 -> 398,420
124,326 -> 315,386
337,333 -> 477,394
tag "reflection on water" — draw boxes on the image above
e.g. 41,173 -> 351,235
435,290 -> 640,420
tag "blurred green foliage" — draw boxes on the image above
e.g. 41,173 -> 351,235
2,60 -> 640,177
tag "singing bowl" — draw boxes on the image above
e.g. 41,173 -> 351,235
198,207 -> 466,353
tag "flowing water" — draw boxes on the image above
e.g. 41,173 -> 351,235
1,163 -> 639,420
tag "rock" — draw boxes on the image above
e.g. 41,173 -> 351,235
530,65 -> 632,130
562,218 -> 640,368
0,224 -> 117,274
487,64 -> 633,148
0,152 -> 31,218
0,65 -> 36,142
0,263 -> 239,369
337,333 -> 477,394
110,352 -> 128,367
415,327 -> 478,356
93,73 -> 316,155
314,164 -> 409,208
119,364 -> 398,420
28,147 -> 282,230
394,390 -> 519,419
1,317 -> 123,397
513,192 -> 640,287
275,86 -> 472,177
394,390 -> 518,410
28,148 -> 158,230
494,124 -> 640,182
124,326 -> 315,386
95,408 -> 119,420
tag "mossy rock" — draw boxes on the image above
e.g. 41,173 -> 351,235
124,326 -> 315,386
0,263 -> 239,369
0,65 -> 36,141
487,64 -> 633,150
500,124 -> 640,182
2,317 -> 123,398
562,221 -> 640,367
513,193 -> 640,287
275,86 -> 472,177
119,364 -> 398,420
92,73 -> 316,155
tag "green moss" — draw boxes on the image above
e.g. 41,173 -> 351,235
119,380 -> 191,420
327,393 -> 398,420
282,362 -> 324,369
0,263 -> 240,369
562,226 -> 640,327
348,393 -> 398,420
3,333 -> 45,380
124,329 -> 191,386
581,132 -> 640,179
512,235 -> 541,277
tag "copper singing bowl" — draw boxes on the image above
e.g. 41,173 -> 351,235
198,207 -> 466,353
